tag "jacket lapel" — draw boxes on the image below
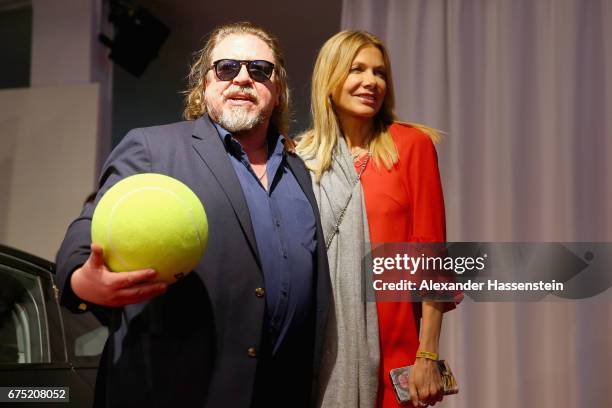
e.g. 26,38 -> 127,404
286,152 -> 331,382
190,116 -> 261,268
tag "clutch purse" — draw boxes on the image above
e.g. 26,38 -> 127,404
389,360 -> 459,405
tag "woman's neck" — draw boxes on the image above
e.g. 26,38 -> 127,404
338,114 -> 374,150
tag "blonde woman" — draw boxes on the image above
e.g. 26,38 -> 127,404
297,31 -> 459,408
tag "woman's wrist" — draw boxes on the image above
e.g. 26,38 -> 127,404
417,339 -> 439,355
416,350 -> 439,361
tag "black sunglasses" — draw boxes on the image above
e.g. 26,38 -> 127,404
209,59 -> 275,83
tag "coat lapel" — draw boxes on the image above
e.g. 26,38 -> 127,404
190,116 -> 261,268
286,152 -> 331,382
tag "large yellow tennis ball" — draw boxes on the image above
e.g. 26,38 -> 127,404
91,173 -> 207,283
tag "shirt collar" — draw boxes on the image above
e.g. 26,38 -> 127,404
210,116 -> 286,159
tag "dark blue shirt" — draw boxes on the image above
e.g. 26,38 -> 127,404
213,122 -> 316,353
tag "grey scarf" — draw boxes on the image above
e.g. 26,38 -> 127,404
301,137 -> 380,408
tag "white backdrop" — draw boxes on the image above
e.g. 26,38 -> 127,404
342,0 -> 612,407
0,84 -> 100,260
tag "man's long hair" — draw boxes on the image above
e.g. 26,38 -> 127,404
296,30 -> 440,181
183,22 -> 291,136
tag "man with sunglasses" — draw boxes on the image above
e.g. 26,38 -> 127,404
56,22 -> 330,408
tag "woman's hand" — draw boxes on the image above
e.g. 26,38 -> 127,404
408,357 -> 444,407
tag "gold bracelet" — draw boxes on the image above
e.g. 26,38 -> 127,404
416,350 -> 439,361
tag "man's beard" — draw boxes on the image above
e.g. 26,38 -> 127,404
215,105 -> 266,133
207,86 -> 269,133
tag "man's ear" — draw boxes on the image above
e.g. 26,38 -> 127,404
203,71 -> 210,88
201,73 -> 211,99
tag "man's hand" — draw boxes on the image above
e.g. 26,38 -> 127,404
70,244 -> 167,307
408,357 -> 444,407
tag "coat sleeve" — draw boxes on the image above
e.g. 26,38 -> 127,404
55,128 -> 152,314
405,131 -> 446,243
403,129 -> 463,310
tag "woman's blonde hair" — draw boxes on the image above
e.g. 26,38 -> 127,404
183,22 -> 291,136
296,30 -> 440,181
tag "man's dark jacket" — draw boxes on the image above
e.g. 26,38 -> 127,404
55,116 -> 331,407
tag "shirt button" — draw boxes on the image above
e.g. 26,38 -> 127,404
275,220 -> 281,227
254,287 -> 265,297
247,347 -> 258,358
283,251 -> 288,258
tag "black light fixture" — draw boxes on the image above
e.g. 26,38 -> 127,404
99,0 -> 170,77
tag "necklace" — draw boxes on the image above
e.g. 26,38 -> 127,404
355,152 -> 371,178
256,167 -> 267,181
252,141 -> 268,182
351,147 -> 369,161
325,151 -> 371,249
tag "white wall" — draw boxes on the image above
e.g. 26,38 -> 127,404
30,0 -> 113,171
0,84 -> 100,260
